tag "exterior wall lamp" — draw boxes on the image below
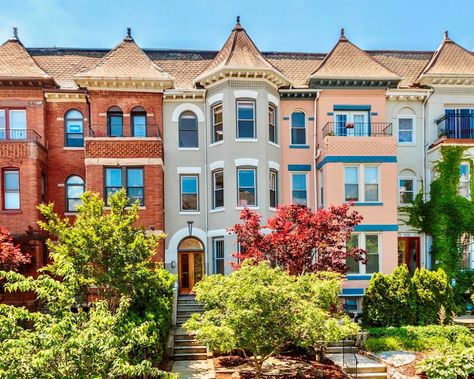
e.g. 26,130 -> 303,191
187,220 -> 194,236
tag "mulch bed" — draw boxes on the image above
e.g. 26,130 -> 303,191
213,355 -> 348,378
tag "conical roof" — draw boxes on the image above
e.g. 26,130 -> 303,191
0,28 -> 53,83
195,18 -> 290,87
418,32 -> 474,81
309,29 -> 400,82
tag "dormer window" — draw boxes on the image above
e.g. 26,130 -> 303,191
107,106 -> 123,137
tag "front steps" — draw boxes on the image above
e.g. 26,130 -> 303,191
173,295 -> 208,361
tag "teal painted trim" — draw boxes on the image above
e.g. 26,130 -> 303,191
288,164 -> 311,171
354,224 -> 398,232
308,116 -> 315,121
347,274 -> 372,281
354,202 -> 383,206
283,116 -> 290,120
371,112 -> 378,116
334,105 -> 371,111
341,288 -> 365,296
290,144 -> 310,149
316,155 -> 397,170
327,112 -> 334,116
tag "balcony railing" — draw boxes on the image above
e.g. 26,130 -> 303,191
322,122 -> 392,138
0,129 -> 43,143
87,125 -> 161,138
436,113 -> 474,139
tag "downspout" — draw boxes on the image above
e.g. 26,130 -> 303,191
204,94 -> 210,275
313,91 -> 320,209
422,89 -> 433,269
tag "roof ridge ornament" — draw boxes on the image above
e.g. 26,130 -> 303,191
10,26 -> 19,41
233,15 -> 243,31
444,30 -> 451,41
339,27 -> 347,41
124,27 -> 133,41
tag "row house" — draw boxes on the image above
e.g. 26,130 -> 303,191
0,21 -> 473,310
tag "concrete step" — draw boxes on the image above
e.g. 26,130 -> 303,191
326,346 -> 358,354
175,332 -> 196,341
177,310 -> 204,317
177,300 -> 201,306
174,346 -> 207,354
173,352 -> 208,361
347,373 -> 387,379
327,354 -> 387,375
177,305 -> 204,312
346,364 -> 387,374
174,338 -> 201,347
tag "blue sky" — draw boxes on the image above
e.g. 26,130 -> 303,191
1,0 -> 473,52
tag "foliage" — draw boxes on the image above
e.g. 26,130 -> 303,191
184,261 -> 358,378
229,203 -> 366,275
364,325 -> 474,353
0,191 -> 176,378
363,266 -> 455,326
0,226 -> 30,272
403,146 -> 474,281
418,348 -> 474,379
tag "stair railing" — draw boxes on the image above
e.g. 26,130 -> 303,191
172,280 -> 178,327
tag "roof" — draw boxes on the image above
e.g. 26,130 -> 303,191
0,32 -> 53,82
420,32 -> 474,79
194,19 -> 290,86
74,32 -> 173,82
309,30 -> 401,82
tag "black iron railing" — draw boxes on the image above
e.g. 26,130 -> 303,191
0,129 -> 43,143
87,125 -> 161,138
436,113 -> 474,139
322,122 -> 392,138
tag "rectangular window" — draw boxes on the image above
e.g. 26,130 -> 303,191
364,166 -> 379,202
460,163 -> 471,199
9,110 -> 26,139
212,170 -> 224,209
237,168 -> 256,206
181,175 -> 199,211
365,234 -> 380,273
346,234 -> 360,274
319,170 -> 324,208
108,114 -> 123,137
268,105 -> 277,143
269,170 -> 278,208
211,103 -> 223,143
399,178 -> 415,204
334,112 -> 368,136
213,237 -> 225,275
398,117 -> 414,143
344,167 -> 359,201
291,173 -> 307,206
3,169 -> 20,210
0,110 -> 5,139
291,112 -> 306,145
105,167 -> 144,205
237,101 -> 255,139
132,113 -> 147,137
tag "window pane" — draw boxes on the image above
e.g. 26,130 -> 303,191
128,187 -> 144,205
345,167 -> 359,201
10,110 -> 26,139
366,235 -> 379,273
238,120 -> 255,138
364,167 -> 379,202
237,102 -> 255,139
68,199 -> 82,212
4,171 -> 19,190
213,171 -> 224,208
66,134 -> 84,147
132,114 -> 147,137
106,168 -> 122,187
238,102 -> 254,120
5,193 -> 20,209
346,234 -> 360,273
214,238 -> 225,275
0,110 -> 5,139
212,104 -> 223,142
291,112 -> 305,128
180,116 -> 197,130
398,118 -> 413,143
127,168 -> 143,187
182,176 -> 197,193
182,194 -> 198,210
400,179 -> 414,203
238,170 -> 255,187
291,128 -> 306,145
292,174 -> 306,190
239,188 -> 255,206
181,176 -> 198,211
109,115 -> 123,136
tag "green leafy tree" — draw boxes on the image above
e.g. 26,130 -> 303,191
184,261 -> 357,378
0,191 -> 176,378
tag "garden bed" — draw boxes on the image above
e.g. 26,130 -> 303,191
213,355 -> 348,378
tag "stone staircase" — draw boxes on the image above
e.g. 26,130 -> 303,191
326,340 -> 387,379
173,294 -> 208,361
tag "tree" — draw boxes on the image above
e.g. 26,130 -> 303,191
229,203 -> 366,275
184,261 -> 358,378
0,191 -> 176,378
0,226 -> 30,272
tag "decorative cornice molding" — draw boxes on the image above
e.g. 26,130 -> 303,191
44,92 -> 87,103
75,79 -> 172,92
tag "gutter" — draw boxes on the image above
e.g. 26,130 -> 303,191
422,88 -> 433,268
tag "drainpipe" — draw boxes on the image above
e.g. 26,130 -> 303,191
204,96 -> 210,275
313,91 -> 320,209
422,89 -> 433,268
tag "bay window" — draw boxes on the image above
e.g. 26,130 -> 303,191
269,170 -> 278,208
212,170 -> 224,209
211,103 -> 223,143
237,101 -> 255,139
268,104 -> 277,143
237,168 -> 256,206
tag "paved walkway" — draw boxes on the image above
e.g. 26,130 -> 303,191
171,359 -> 215,379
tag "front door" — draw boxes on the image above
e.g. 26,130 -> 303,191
178,251 -> 205,294
398,237 -> 420,275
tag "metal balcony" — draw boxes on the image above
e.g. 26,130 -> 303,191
0,129 -> 43,144
322,122 -> 392,138
436,113 -> 474,139
87,124 -> 161,138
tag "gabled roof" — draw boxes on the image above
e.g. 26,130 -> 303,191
74,29 -> 173,84
309,29 -> 400,83
194,18 -> 290,87
0,28 -> 54,83
418,32 -> 474,82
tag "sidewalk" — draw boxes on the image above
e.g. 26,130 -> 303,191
171,359 -> 215,379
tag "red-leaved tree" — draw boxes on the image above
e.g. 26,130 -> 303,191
229,203 -> 366,275
0,226 -> 31,272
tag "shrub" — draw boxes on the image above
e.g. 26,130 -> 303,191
418,348 -> 474,379
363,265 -> 456,326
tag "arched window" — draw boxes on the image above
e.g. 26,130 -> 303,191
291,111 -> 306,145
107,106 -> 123,137
131,106 -> 147,137
179,111 -> 198,148
66,175 -> 84,212
178,237 -> 204,251
65,109 -> 84,147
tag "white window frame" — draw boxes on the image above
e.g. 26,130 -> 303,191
212,169 -> 224,210
397,115 -> 416,145
211,102 -> 223,145
212,236 -> 225,275
333,111 -> 368,136
290,111 -> 307,145
236,100 -> 256,140
269,169 -> 278,210
290,172 -> 308,206
398,176 -> 417,206
237,167 -> 257,208
180,174 -> 199,213
347,233 -> 381,275
344,164 -> 381,203
268,104 -> 278,145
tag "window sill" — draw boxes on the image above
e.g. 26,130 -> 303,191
289,144 -> 310,149
64,212 -> 79,216
63,147 -> 85,151
269,207 -> 277,212
0,209 -> 22,214
209,140 -> 224,147
268,141 -> 280,148
105,206 -> 147,210
397,142 -> 416,146
209,208 -> 225,214
235,138 -> 258,143
236,206 -> 259,211
354,202 -> 383,206
178,147 -> 199,151
179,211 -> 200,215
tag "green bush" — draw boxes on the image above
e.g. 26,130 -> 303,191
363,265 -> 456,326
418,348 -> 474,379
364,325 -> 474,353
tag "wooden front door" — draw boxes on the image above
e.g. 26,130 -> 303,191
398,237 -> 420,275
178,251 -> 205,294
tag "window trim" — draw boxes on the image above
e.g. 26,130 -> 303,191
344,164 -> 381,203
269,169 -> 278,209
268,103 -> 278,144
0,108 -> 27,140
237,167 -> 257,207
64,109 -> 84,147
131,109 -> 147,137
236,99 -> 256,140
211,102 -> 223,144
2,168 -> 20,210
178,111 -> 199,149
347,233 -> 381,275
212,236 -> 225,275
290,111 -> 307,145
290,172 -> 308,206
397,115 -> 416,145
104,166 -> 144,206
180,174 -> 199,212
65,175 -> 85,213
398,176 -> 417,206
212,169 -> 224,210
107,107 -> 124,137
333,111 -> 369,137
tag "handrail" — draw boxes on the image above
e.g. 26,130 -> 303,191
322,122 -> 392,138
87,124 -> 161,138
436,113 -> 474,139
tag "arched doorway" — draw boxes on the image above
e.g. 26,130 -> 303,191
178,237 -> 205,294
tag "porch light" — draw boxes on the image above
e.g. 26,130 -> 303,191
187,220 -> 194,236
